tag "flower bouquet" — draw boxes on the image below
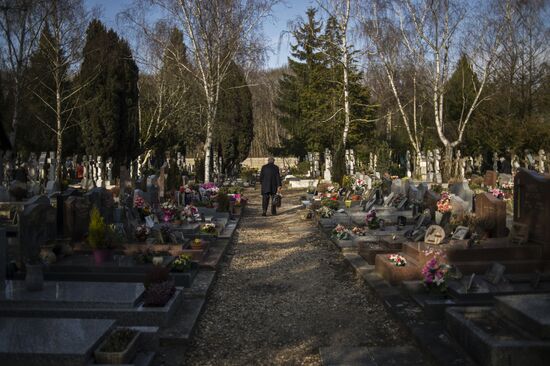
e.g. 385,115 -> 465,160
317,206 -> 334,218
388,254 -> 407,267
200,223 -> 217,235
134,195 -> 151,219
436,192 -> 452,213
135,224 -> 150,242
352,226 -> 367,236
160,201 -> 177,222
183,204 -> 200,222
490,188 -> 504,199
422,255 -> 450,292
366,209 -> 380,230
172,253 -> 192,272
332,224 -> 351,240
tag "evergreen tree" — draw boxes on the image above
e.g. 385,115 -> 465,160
79,19 -> 139,167
215,61 -> 253,174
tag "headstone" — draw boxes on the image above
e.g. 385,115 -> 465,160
64,196 -> 91,241
514,168 -> 550,255
19,200 -> 57,263
146,175 -> 159,207
475,192 -> 507,237
424,225 -> 446,245
450,195 -> 468,215
84,187 -> 114,223
485,262 -> 506,285
391,179 -> 404,196
483,170 -> 498,187
449,181 -> 474,211
423,190 -> 440,215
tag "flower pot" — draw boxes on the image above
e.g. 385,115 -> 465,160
233,206 -> 242,216
345,200 -> 352,208
25,264 -> 44,291
93,249 -> 113,265
94,329 -> 140,364
152,256 -> 164,266
435,211 -> 450,226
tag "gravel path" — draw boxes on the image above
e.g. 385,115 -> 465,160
158,189 -> 419,365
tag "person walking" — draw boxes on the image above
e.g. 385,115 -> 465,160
259,157 -> 282,216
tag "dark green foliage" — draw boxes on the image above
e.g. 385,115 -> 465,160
79,19 -> 139,166
215,62 -> 254,174
275,8 -> 375,161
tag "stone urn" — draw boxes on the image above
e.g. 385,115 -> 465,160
25,263 -> 44,291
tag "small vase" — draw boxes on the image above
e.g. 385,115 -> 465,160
25,264 -> 44,291
93,249 -> 113,265
435,211 -> 443,225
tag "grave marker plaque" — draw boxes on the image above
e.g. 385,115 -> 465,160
424,225 -> 446,245
485,262 -> 506,285
483,170 -> 498,187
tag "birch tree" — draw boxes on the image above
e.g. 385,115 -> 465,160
316,0 -> 353,147
0,0 -> 47,150
127,0 -> 277,182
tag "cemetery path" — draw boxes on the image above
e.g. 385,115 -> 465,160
158,189 -> 423,366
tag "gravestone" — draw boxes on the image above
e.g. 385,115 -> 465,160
475,192 -> 507,238
423,190 -> 440,215
0,229 -> 6,289
485,262 -> 506,285
514,168 -> 550,257
158,165 -> 166,199
484,170 -> 498,187
64,196 -> 91,241
452,226 -> 470,240
84,187 -> 114,223
449,181 -> 474,211
391,179 -> 406,196
450,195 -> 468,215
19,200 -> 57,263
424,225 -> 446,245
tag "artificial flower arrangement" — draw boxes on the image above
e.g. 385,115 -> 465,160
160,200 -> 177,222
135,224 -> 151,242
436,191 -> 452,213
490,188 -> 505,199
366,209 -> 380,229
191,238 -> 204,250
200,223 -> 217,235
332,224 -> 351,240
183,204 -> 199,219
388,254 -> 407,266
172,253 -> 192,272
352,226 -> 367,236
134,195 -> 151,217
200,182 -> 219,194
317,206 -> 334,218
321,198 -> 340,210
421,254 -> 450,292
229,193 -> 248,207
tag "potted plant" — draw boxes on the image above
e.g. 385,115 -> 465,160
94,327 -> 140,364
143,267 -> 176,307
191,238 -> 204,250
172,253 -> 192,272
88,207 -> 116,264
200,223 -> 218,236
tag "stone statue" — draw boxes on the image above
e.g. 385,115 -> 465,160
474,154 -> 483,174
426,150 -> 434,182
106,157 -> 113,183
433,149 -> 442,183
492,152 -> 499,173
538,149 -> 547,174
324,148 -> 332,182
405,150 -> 412,178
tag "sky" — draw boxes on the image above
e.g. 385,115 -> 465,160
85,0 -> 316,69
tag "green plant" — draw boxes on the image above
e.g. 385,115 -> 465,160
321,198 -> 339,210
172,254 -> 192,272
289,160 -> 310,176
431,184 -> 443,194
88,207 -> 115,250
100,328 -> 138,353
342,175 -> 353,190
216,191 -> 230,212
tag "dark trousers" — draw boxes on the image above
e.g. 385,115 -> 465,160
262,193 -> 277,214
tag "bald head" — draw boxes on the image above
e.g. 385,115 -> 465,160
268,157 -> 275,164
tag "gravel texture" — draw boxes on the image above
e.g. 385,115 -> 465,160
156,189 -> 420,365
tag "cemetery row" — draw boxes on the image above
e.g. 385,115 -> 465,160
296,165 -> 550,366
301,147 -> 549,182
0,159 -> 248,366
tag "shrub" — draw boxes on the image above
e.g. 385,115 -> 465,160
88,207 -> 114,249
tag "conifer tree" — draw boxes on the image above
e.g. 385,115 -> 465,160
79,19 -> 139,168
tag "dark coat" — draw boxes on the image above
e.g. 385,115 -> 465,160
259,162 -> 281,194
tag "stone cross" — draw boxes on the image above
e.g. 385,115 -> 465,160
426,150 -> 434,182
324,148 -> 332,182
313,152 -> 320,177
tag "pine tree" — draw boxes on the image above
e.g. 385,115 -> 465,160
79,19 -> 139,167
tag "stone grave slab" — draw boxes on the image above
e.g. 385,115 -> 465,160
0,317 -> 115,366
0,280 -> 144,309
495,294 -> 550,339
424,225 -> 446,245
484,170 -> 498,187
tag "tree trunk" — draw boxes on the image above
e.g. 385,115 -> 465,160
10,80 -> 20,151
204,112 -> 213,183
443,144 -> 453,182
341,48 -> 351,147
56,82 -> 63,185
